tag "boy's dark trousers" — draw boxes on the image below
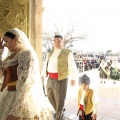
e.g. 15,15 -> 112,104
79,112 -> 95,120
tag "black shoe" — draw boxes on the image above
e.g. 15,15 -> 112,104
63,108 -> 65,112
104,81 -> 106,83
61,112 -> 65,120
60,108 -> 65,120
52,112 -> 56,120
100,81 -> 103,83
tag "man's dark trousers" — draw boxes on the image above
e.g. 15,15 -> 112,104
47,77 -> 68,120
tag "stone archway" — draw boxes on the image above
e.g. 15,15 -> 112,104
0,0 -> 43,70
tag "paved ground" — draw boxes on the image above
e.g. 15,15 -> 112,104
1,68 -> 119,120
64,69 -> 120,120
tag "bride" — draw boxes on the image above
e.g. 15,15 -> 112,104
0,28 -> 53,120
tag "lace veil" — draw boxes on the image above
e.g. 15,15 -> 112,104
2,28 -> 49,118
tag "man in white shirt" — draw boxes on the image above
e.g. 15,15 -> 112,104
41,35 -> 78,120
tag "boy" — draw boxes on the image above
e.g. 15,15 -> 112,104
77,74 -> 98,120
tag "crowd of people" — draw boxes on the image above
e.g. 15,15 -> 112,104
74,53 -> 120,72
74,53 -> 100,71
98,56 -> 120,84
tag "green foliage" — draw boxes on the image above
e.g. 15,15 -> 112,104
106,50 -> 112,54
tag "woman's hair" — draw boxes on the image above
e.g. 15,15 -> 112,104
4,32 -> 16,39
4,28 -> 33,51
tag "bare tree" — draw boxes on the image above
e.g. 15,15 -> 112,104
42,22 -> 87,53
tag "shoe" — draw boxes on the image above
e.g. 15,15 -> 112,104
52,112 -> 56,120
63,108 -> 65,112
113,81 -> 116,84
60,112 -> 65,120
104,81 -> 106,83
60,108 -> 65,120
100,81 -> 103,83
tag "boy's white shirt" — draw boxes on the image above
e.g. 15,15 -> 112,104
80,90 -> 99,114
41,49 -> 78,80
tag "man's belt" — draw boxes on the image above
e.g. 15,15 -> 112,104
48,72 -> 58,79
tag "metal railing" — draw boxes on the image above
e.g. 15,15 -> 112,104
75,60 -> 84,73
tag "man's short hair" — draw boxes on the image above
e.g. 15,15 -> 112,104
54,35 -> 63,40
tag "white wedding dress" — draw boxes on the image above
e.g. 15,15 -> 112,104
0,49 -> 53,120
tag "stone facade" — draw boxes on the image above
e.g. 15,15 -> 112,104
0,0 -> 43,70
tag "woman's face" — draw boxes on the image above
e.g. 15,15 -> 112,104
80,83 -> 89,91
3,36 -> 17,52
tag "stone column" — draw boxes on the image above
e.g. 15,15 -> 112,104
0,0 -> 43,70
30,0 -> 43,71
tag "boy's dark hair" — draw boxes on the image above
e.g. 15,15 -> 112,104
78,74 -> 91,85
54,35 -> 63,40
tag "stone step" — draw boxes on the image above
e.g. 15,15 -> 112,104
64,111 -> 78,120
52,111 -> 78,120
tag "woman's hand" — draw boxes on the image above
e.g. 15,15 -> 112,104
0,37 -> 4,49
6,115 -> 19,120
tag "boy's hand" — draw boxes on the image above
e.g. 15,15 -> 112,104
91,113 -> 97,120
70,80 -> 75,86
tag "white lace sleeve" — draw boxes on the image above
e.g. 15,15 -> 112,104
0,50 -> 3,85
0,49 -> 4,68
9,50 -> 42,118
0,49 -> 6,83
0,48 -> 9,65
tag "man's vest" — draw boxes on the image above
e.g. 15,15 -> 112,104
78,88 -> 93,115
46,49 -> 70,80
